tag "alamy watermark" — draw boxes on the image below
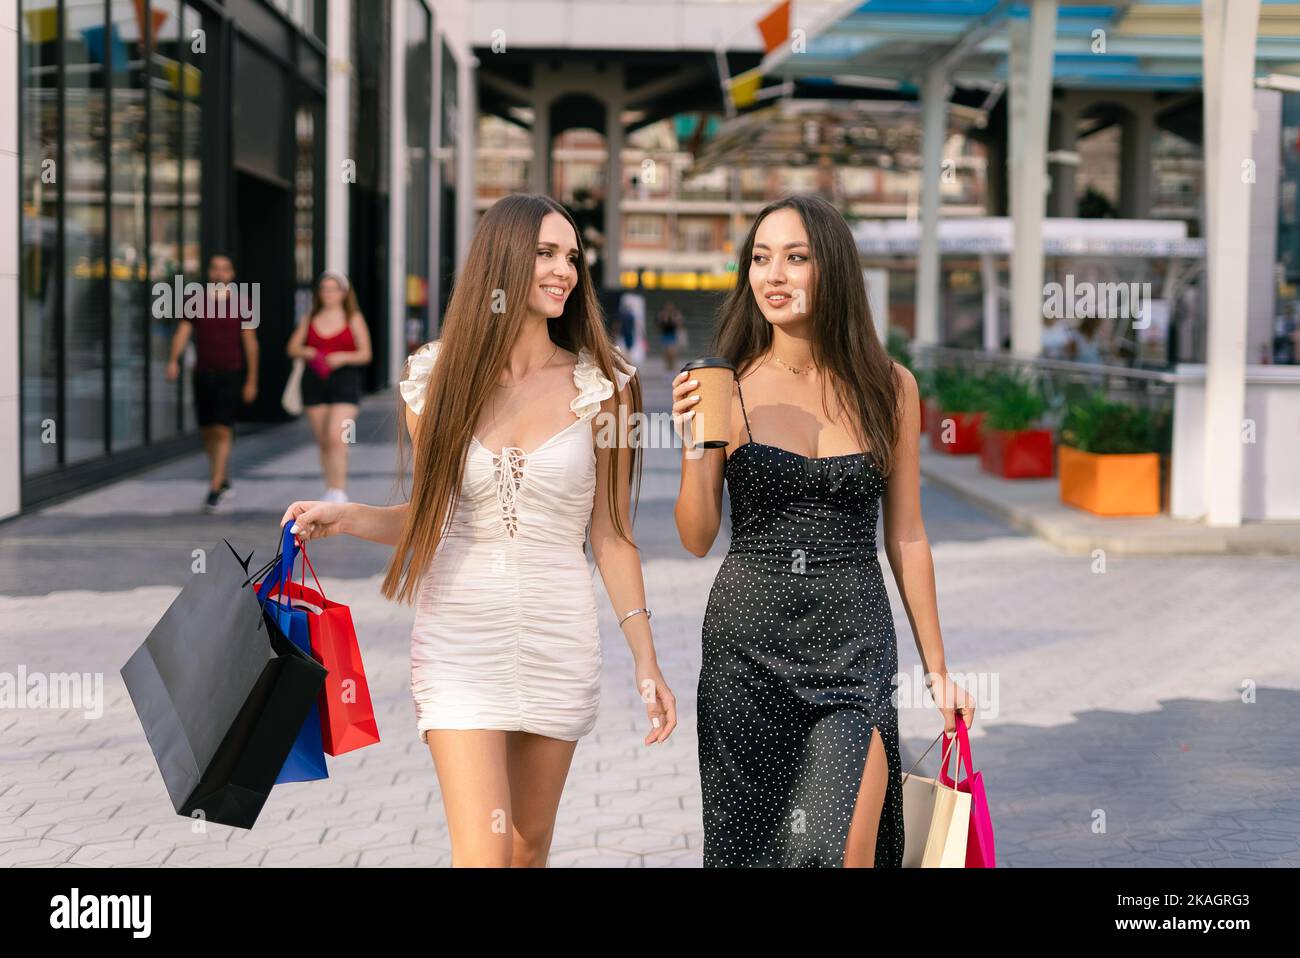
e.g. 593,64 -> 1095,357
151,275 -> 260,328
0,667 -> 103,720
1042,275 -> 1151,329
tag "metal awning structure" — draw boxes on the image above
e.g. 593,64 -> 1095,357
689,98 -> 960,176
762,0 -> 1300,92
737,0 -> 1287,528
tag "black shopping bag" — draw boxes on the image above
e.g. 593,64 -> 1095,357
121,539 -> 328,828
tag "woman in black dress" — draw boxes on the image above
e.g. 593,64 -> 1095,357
673,194 -> 975,867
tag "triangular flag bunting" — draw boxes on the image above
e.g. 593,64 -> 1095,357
757,0 -> 792,56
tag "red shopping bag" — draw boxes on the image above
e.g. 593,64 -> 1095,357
938,714 -> 996,867
262,544 -> 380,756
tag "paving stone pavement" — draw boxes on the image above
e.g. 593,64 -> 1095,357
1,362 -> 1297,867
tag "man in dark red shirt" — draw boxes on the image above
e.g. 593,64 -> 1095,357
165,254 -> 260,513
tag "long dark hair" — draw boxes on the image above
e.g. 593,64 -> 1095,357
713,192 -> 902,477
383,192 -> 642,606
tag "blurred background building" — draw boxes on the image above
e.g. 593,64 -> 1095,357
4,0 -> 474,516
5,0 -> 1300,523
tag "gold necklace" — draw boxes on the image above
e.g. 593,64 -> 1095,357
771,354 -> 815,375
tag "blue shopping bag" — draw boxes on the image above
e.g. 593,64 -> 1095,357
255,525 -> 329,785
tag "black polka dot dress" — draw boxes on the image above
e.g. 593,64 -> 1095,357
697,380 -> 905,868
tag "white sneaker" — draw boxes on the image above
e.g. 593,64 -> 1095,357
323,487 -> 349,504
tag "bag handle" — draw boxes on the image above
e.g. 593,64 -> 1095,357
250,525 -> 299,623
902,722 -> 968,787
939,714 -> 974,788
297,539 -> 326,599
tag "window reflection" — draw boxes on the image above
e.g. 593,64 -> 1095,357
110,0 -> 148,451
149,0 -> 183,440
63,0 -> 109,465
20,0 -> 60,476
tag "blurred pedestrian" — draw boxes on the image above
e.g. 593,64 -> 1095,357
165,253 -> 258,514
1072,316 -> 1105,364
657,300 -> 684,371
286,271 -> 372,503
1041,313 -> 1073,360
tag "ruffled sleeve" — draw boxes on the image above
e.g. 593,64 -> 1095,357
571,347 -> 635,419
400,340 -> 441,415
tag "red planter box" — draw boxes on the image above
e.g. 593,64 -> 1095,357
980,428 -> 1055,478
929,410 -> 985,455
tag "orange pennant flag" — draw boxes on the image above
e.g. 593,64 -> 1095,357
757,0 -> 792,56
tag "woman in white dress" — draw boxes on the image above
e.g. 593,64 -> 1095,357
279,193 -> 677,866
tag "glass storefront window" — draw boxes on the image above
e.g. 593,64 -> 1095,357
18,0 -> 327,502
62,0 -> 109,466
109,0 -> 149,452
20,0 -> 60,477
149,0 -> 183,441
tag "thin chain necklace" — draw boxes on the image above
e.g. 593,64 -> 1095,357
496,343 -> 559,388
771,353 -> 816,375
487,342 -> 559,431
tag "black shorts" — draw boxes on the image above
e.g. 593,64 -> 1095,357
193,369 -> 244,427
301,364 -> 362,407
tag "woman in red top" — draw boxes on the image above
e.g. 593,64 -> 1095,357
286,271 -> 373,503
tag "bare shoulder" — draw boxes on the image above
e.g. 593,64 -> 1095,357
891,360 -> 916,394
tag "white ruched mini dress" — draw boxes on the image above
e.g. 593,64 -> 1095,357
398,341 -> 634,743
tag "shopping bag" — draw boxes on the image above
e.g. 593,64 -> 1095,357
254,525 -> 329,784
939,714 -> 996,867
120,539 -> 327,828
260,541 -> 380,756
901,728 -> 972,867
282,357 -> 304,415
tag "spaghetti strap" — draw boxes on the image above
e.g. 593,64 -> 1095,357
736,376 -> 754,445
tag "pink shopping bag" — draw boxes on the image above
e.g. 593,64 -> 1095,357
938,713 -> 996,867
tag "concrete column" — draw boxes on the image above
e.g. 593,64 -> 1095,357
428,34 -> 443,329
529,79 -> 552,196
388,0 -> 408,383
0,1 -> 19,519
603,76 -> 625,290
1007,21 -> 1026,223
916,65 -> 948,346
1050,95 -> 1080,218
1200,0 -> 1261,526
1119,100 -> 1154,218
325,0 -> 351,274
456,52 -> 478,272
1248,88 -> 1280,364
1009,0 -> 1057,360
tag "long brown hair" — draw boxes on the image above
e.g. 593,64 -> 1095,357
382,192 -> 642,605
713,192 -> 902,476
308,270 -> 361,321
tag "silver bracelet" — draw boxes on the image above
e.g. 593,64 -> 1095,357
618,607 -> 652,627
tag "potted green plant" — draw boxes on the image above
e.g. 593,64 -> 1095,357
1058,393 -> 1160,515
930,371 -> 991,455
979,376 -> 1054,478
918,366 -> 958,440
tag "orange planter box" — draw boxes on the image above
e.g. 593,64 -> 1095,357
1058,444 -> 1160,516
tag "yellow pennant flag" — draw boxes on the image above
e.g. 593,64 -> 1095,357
729,68 -> 763,109
24,6 -> 60,44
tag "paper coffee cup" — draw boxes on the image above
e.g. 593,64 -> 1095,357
681,358 -> 736,448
